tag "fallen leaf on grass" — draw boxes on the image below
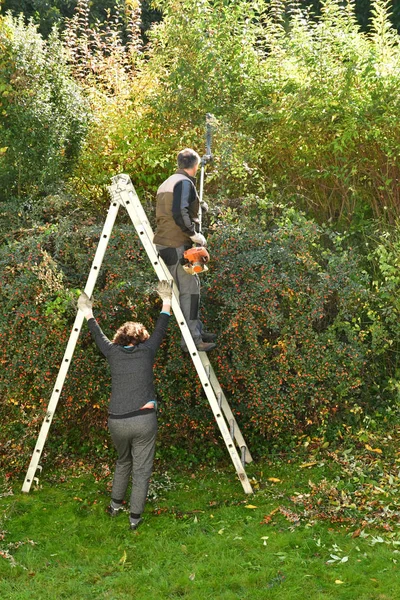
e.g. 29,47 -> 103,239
327,554 -> 348,564
370,536 -> 385,545
335,580 -> 344,584
365,444 -> 382,454
189,573 -> 195,581
249,478 -> 260,489
245,504 -> 258,509
279,506 -> 300,524
260,507 -> 279,524
267,477 -> 281,483
372,486 -> 387,495
300,462 -> 318,468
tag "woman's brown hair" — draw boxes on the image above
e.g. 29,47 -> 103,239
112,321 -> 150,346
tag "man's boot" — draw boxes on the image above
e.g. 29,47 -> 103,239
182,340 -> 217,352
196,341 -> 217,352
201,331 -> 217,343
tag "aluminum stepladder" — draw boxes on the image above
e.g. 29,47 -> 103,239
22,173 -> 253,494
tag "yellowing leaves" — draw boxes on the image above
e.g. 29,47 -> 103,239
365,444 -> 382,454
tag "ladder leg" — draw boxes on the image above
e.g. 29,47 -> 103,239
196,350 -> 253,493
22,200 -> 121,493
199,353 -> 253,464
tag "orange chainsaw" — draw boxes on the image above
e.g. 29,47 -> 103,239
182,246 -> 210,274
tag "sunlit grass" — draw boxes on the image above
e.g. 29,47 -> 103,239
1,459 -> 399,599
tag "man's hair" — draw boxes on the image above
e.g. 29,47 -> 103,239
112,321 -> 150,346
177,148 -> 200,170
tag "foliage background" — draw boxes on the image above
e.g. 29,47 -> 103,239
0,15 -> 89,200
1,0 -> 400,474
3,0 -> 400,36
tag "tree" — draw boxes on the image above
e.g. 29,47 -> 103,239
0,15 -> 90,199
0,0 -> 162,39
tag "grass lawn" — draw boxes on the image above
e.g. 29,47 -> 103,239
1,453 -> 399,600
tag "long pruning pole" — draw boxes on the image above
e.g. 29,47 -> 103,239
198,113 -> 214,232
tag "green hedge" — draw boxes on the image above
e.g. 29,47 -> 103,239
0,15 -> 89,200
1,195 -> 394,474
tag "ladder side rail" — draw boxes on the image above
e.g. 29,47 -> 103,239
114,188 -> 253,494
109,175 -> 152,233
191,351 -> 253,493
22,200 -> 121,493
121,209 -> 253,490
193,352 -> 253,492
199,354 -> 253,464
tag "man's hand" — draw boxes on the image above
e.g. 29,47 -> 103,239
201,201 -> 209,213
77,292 -> 94,318
156,280 -> 172,302
190,232 -> 207,247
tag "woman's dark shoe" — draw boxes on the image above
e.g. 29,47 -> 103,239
130,517 -> 143,530
106,503 -> 124,517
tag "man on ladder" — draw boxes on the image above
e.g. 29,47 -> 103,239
153,148 -> 217,352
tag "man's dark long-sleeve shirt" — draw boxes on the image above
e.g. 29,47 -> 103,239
171,177 -> 198,236
87,313 -> 170,415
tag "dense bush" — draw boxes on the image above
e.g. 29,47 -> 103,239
3,0 -> 400,476
66,0 -> 271,207
1,192 -> 392,473
364,226 -> 400,401
1,0 -> 162,41
202,202 -> 385,451
243,0 -> 400,223
0,15 -> 89,200
67,0 -> 400,225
